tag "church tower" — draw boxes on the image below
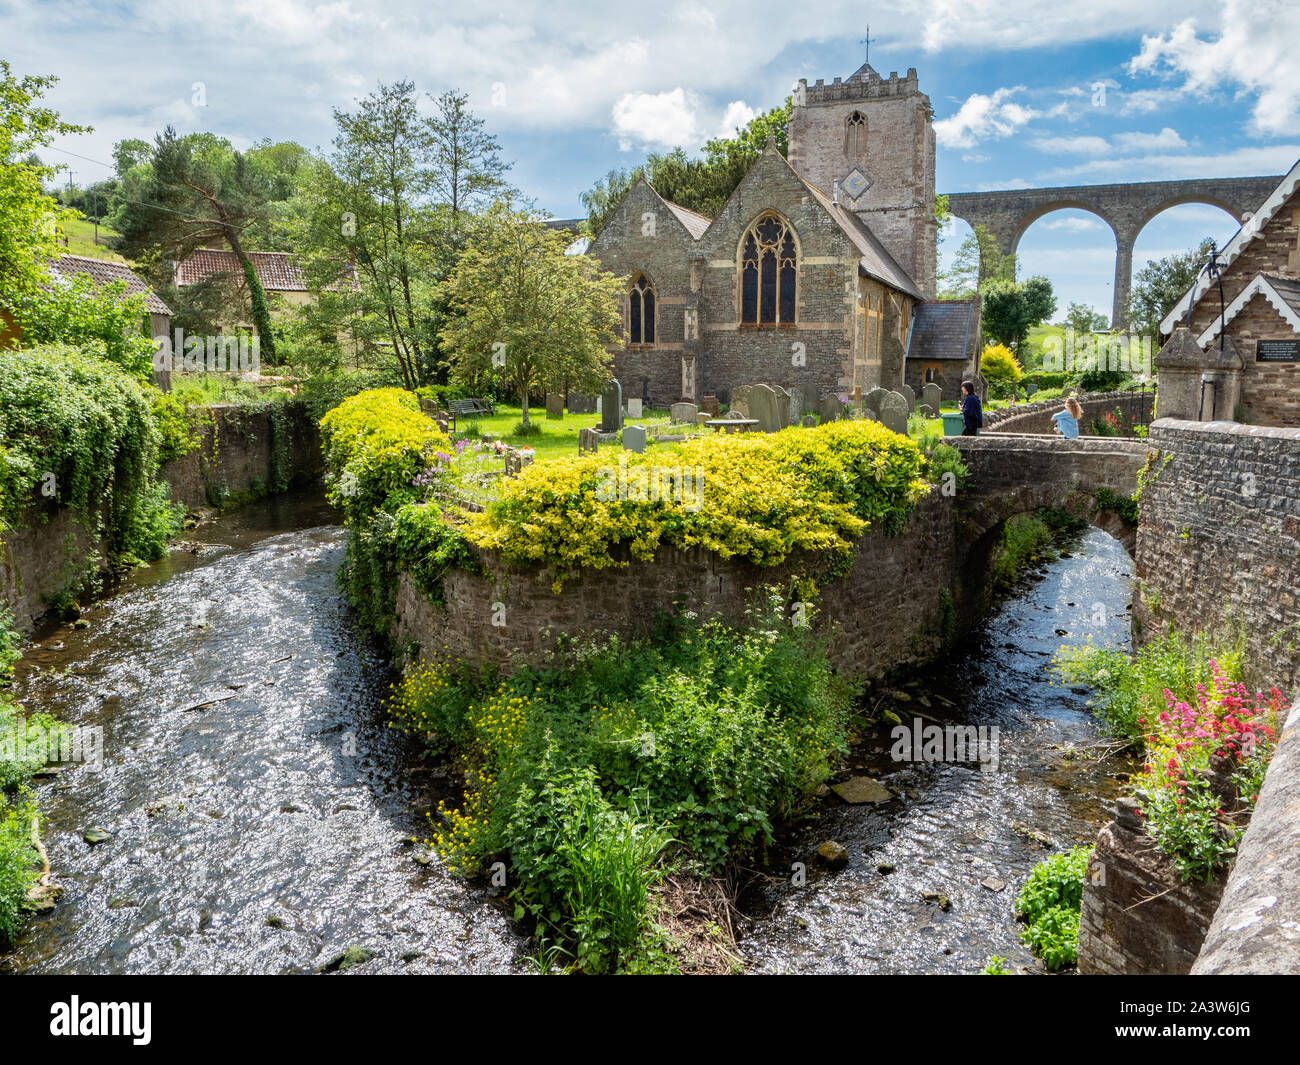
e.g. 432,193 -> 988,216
788,62 -> 937,298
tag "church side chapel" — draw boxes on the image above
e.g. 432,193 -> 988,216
588,59 -> 981,411
1157,158 -> 1300,428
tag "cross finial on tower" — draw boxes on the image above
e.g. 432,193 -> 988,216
860,27 -> 872,64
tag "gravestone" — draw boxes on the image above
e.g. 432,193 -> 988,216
819,394 -> 843,424
601,380 -> 623,432
696,412 -> 711,426
788,389 -> 804,428
917,403 -> 934,418
504,448 -> 534,478
578,427 -> 600,454
748,384 -> 783,433
878,392 -> 909,435
863,387 -> 890,416
801,413 -> 817,427
770,385 -> 793,430
730,385 -> 753,418
627,397 -> 643,419
622,425 -> 647,453
921,382 -> 942,414
1025,381 -> 1038,399
701,395 -> 720,417
545,394 -> 564,419
568,392 -> 595,415
670,401 -> 698,425
899,384 -> 917,414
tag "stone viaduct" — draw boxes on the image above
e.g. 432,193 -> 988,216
945,176 -> 1282,329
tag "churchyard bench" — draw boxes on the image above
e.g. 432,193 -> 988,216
451,397 -> 495,418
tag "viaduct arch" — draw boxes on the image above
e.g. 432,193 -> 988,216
945,176 -> 1282,329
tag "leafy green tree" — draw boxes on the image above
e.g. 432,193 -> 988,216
1128,238 -> 1216,340
111,127 -> 284,359
427,90 -> 510,226
939,222 -> 1014,298
979,342 -> 1023,399
0,62 -> 88,330
1065,301 -> 1108,336
440,203 -> 625,427
981,275 -> 1056,354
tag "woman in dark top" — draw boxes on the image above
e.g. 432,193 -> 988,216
959,381 -> 983,436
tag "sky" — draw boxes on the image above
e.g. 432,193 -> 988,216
4,0 -> 1299,317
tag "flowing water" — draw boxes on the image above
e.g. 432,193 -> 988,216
739,527 -> 1135,974
4,491 -> 527,974
4,494 -> 1131,975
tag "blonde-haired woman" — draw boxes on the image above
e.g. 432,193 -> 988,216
1052,396 -> 1084,439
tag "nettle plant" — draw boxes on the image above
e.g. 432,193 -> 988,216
1133,667 -> 1282,882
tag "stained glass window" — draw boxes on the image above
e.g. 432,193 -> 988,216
739,213 -> 797,325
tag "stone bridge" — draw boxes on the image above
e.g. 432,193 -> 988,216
951,434 -> 1149,557
945,175 -> 1282,328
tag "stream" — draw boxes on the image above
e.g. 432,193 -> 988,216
3,494 -> 1132,975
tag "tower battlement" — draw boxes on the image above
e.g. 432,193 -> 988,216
794,67 -> 922,107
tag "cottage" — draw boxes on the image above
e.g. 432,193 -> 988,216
1158,158 -> 1300,427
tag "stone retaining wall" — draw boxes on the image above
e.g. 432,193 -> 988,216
982,389 -> 1154,436
0,401 -> 321,631
394,493 -> 965,683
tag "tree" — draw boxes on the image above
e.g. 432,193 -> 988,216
440,203 -> 625,427
427,90 -> 509,226
1065,301 -> 1108,336
981,275 -> 1056,354
939,223 -> 1013,299
0,62 -> 88,326
979,342 -> 1023,399
111,127 -> 283,359
1128,238 -> 1216,340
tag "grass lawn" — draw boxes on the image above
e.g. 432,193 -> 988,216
54,217 -> 127,262
451,404 -> 696,464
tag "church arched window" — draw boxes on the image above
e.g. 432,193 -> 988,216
628,272 -> 655,346
739,213 -> 797,326
846,112 -> 867,156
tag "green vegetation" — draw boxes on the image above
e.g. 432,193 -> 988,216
989,511 -> 1076,588
979,342 -> 1023,399
0,343 -> 184,564
1094,486 -> 1138,526
1015,846 -> 1091,971
389,598 -> 854,972
1055,631 -> 1283,881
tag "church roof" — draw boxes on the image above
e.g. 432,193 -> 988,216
1160,156 -> 1300,333
800,178 -> 923,300
849,61 -> 880,81
663,200 -> 712,239
906,300 -> 976,361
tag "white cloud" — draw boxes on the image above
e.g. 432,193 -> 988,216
612,88 -> 701,151
718,100 -> 757,137
1112,127 -> 1186,151
1042,216 -> 1105,232
935,87 -> 1037,149
1129,0 -> 1300,135
1030,135 -> 1111,155
1043,143 -> 1300,182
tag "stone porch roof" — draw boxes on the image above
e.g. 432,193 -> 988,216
905,299 -> 976,361
1197,272 -> 1300,346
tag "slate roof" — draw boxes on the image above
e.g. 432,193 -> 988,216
174,249 -> 360,293
1266,274 -> 1300,317
663,200 -> 712,240
906,300 -> 976,361
51,254 -> 172,316
801,179 -> 924,300
1196,272 -> 1300,345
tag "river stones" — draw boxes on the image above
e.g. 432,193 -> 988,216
817,841 -> 850,869
324,945 -> 376,972
831,776 -> 893,804
83,827 -> 111,844
878,391 -> 910,435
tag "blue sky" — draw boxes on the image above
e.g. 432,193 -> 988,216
5,0 -> 1298,317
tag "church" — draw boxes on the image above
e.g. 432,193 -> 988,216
587,60 -> 980,410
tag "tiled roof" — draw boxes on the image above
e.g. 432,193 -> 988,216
663,199 -> 712,240
51,254 -> 172,316
174,249 -> 360,293
907,300 -> 976,361
801,179 -> 924,300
